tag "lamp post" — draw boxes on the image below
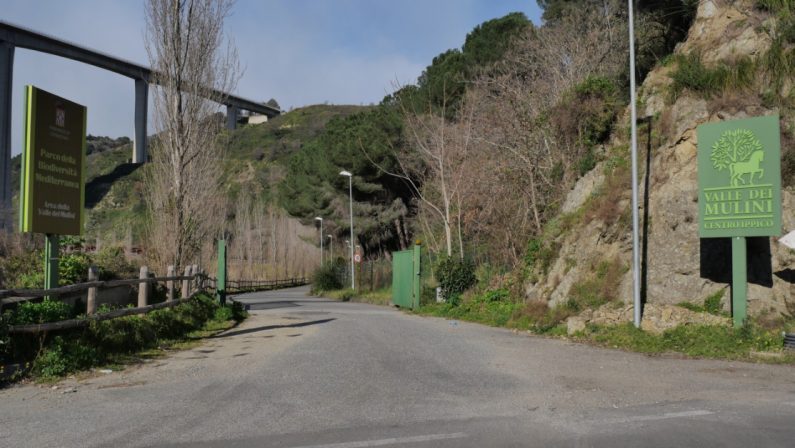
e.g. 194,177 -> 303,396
327,234 -> 333,261
628,0 -> 641,328
339,170 -> 354,289
314,216 -> 323,265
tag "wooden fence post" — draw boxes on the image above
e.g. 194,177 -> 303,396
182,265 -> 192,298
87,266 -> 98,315
166,265 -> 175,302
138,266 -> 149,307
191,264 -> 199,293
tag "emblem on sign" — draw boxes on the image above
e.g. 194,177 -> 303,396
55,104 -> 65,127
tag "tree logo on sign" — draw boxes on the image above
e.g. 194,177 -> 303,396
710,129 -> 764,187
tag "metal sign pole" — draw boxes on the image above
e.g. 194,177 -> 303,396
44,234 -> 59,299
731,236 -> 747,327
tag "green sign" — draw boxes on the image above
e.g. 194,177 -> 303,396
697,115 -> 782,238
19,86 -> 87,235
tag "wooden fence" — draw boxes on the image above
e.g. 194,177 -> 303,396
1,264 -> 308,335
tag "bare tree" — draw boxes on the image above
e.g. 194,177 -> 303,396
393,89 -> 475,259
144,0 -> 239,272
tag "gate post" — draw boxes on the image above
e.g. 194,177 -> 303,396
412,242 -> 421,310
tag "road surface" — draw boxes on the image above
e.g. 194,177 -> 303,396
1,285 -> 793,447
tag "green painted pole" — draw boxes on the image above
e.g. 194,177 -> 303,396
216,239 -> 227,305
412,243 -> 421,310
731,236 -> 747,328
44,234 -> 59,299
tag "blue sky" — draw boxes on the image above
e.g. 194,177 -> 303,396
3,1 -> 541,154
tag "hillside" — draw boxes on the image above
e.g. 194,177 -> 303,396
526,0 -> 795,326
63,104 -> 367,246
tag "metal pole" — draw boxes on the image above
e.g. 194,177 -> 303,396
328,235 -> 333,261
44,234 -> 59,300
628,0 -> 641,328
349,176 -> 355,289
320,218 -> 323,265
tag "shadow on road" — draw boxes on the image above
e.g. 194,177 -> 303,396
212,318 -> 336,339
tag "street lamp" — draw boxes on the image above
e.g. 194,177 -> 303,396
339,170 -> 354,289
628,0 -> 641,328
314,217 -> 323,265
327,234 -> 333,261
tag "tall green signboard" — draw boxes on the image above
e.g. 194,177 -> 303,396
697,115 -> 781,326
19,86 -> 87,291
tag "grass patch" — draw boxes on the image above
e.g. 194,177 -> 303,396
323,287 -> 392,306
584,322 -> 791,361
677,289 -> 728,316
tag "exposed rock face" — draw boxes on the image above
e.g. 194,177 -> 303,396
566,303 -> 731,335
531,0 -> 794,320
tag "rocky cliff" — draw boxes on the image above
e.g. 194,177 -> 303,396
528,0 -> 794,322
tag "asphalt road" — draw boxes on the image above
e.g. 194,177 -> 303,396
1,285 -> 794,447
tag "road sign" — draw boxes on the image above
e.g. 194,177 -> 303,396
19,86 -> 86,235
354,253 -> 362,263
697,115 -> 782,238
697,115 -> 782,328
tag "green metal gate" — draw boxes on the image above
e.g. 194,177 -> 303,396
392,245 -> 420,309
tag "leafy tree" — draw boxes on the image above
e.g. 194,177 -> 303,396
711,129 -> 763,171
266,98 -> 280,110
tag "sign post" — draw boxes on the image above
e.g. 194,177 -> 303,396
697,115 -> 781,327
19,86 -> 86,290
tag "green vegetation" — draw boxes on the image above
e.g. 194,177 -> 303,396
677,290 -> 727,316
568,258 -> 627,309
1,294 -> 247,382
434,257 -> 476,305
668,53 -> 756,101
325,288 -> 392,306
311,261 -> 346,292
585,322 -> 789,361
0,243 -> 137,289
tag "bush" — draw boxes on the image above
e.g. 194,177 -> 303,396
669,53 -> 755,100
6,299 -> 74,325
59,253 -> 92,285
312,261 -> 344,291
32,336 -> 98,379
94,246 -> 137,280
435,256 -> 476,304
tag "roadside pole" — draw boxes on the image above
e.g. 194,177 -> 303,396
731,237 -> 747,327
44,234 -> 59,299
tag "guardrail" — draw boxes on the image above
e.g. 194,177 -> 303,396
225,278 -> 307,292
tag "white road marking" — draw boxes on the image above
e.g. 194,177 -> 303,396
603,410 -> 714,424
287,432 -> 468,448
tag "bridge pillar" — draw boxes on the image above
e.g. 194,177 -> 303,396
0,42 -> 14,231
226,105 -> 238,130
133,79 -> 148,164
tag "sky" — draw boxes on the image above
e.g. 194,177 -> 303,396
3,0 -> 542,155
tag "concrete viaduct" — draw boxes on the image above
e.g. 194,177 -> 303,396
0,20 -> 280,230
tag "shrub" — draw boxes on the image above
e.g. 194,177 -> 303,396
312,261 -> 344,291
59,253 -> 92,285
32,336 -> 98,379
94,246 -> 137,280
7,299 -> 74,325
669,53 -> 755,101
435,256 -> 476,304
